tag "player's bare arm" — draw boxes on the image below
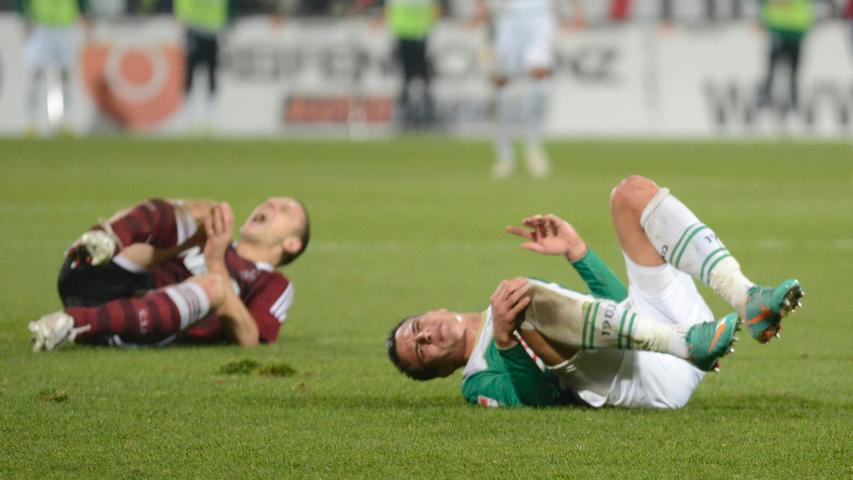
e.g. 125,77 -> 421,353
489,277 -> 531,349
202,202 -> 260,347
506,214 -> 588,261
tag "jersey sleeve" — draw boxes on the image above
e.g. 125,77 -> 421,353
571,248 -> 628,302
245,276 -> 294,344
462,343 -> 562,407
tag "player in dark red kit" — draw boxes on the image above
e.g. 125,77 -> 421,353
28,197 -> 309,351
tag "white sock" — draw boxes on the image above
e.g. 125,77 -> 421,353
522,77 -> 548,148
641,188 -> 755,310
164,282 -> 212,331
494,85 -> 516,166
26,74 -> 43,125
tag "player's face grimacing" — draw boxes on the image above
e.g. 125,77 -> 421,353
240,196 -> 306,248
394,309 -> 468,378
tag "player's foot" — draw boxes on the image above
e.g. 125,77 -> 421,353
66,230 -> 118,269
23,123 -> 38,138
491,161 -> 515,179
524,146 -> 550,179
742,279 -> 803,344
28,311 -> 80,352
685,313 -> 739,372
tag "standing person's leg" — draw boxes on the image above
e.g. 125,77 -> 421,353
23,27 -> 48,134
490,17 -> 521,178
610,175 -> 802,342
520,17 -> 553,178
56,26 -> 79,132
786,38 -> 802,112
183,28 -> 202,128
414,36 -> 435,125
204,34 -> 220,125
759,32 -> 783,108
396,38 -> 415,125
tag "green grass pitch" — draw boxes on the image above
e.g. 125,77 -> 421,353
0,138 -> 850,478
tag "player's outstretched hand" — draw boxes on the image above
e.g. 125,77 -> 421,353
203,202 -> 234,264
505,214 -> 588,262
490,277 -> 531,349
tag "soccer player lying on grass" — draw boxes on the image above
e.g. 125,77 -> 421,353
28,197 -> 309,351
386,176 -> 803,408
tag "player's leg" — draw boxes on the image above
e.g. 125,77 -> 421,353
490,17 -> 521,178
521,281 -> 737,372
786,38 -> 802,112
611,175 -> 802,342
23,28 -> 48,135
67,198 -> 211,270
520,17 -> 554,179
56,26 -> 79,133
204,35 -> 219,127
182,28 -> 202,129
31,273 -> 225,351
758,33 -> 782,108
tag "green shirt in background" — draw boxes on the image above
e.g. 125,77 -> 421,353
16,0 -> 88,26
175,0 -> 234,34
761,0 -> 814,41
386,0 -> 438,40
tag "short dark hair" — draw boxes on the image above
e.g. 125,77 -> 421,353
386,315 -> 439,381
281,200 -> 310,266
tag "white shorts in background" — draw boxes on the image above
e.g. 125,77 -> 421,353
490,14 -> 555,78
24,26 -> 79,73
606,255 -> 714,409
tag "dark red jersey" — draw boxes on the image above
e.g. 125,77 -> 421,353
151,245 -> 293,344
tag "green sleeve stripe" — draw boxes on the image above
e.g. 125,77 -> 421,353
704,254 -> 733,285
581,303 -> 591,350
699,247 -> 728,284
617,309 -> 628,349
588,302 -> 600,350
674,225 -> 709,269
626,312 -> 637,350
668,223 -> 699,263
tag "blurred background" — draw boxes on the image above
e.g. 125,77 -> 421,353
0,0 -> 850,139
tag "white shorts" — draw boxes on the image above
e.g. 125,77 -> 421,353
24,26 -> 79,73
490,14 -> 555,79
605,255 -> 714,409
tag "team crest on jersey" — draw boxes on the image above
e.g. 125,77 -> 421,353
477,396 -> 500,408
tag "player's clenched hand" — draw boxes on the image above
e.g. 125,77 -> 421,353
505,214 -> 588,262
490,277 -> 531,349
203,202 -> 234,264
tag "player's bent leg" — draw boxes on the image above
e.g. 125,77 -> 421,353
523,281 -> 737,371
31,274 -> 222,352
623,176 -> 804,342
610,176 -> 665,267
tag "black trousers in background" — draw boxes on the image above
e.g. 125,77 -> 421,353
759,32 -> 803,111
395,37 -> 435,126
184,28 -> 220,95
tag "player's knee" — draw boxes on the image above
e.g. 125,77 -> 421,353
191,273 -> 227,307
529,68 -> 551,80
610,175 -> 658,214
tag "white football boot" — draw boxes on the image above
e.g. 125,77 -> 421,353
524,145 -> 551,179
68,230 -> 118,268
28,311 -> 86,352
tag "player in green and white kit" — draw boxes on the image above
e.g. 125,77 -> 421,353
386,175 -> 803,408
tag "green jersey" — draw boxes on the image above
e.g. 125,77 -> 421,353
461,249 -> 628,407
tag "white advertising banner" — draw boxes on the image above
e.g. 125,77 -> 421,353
0,14 -> 850,138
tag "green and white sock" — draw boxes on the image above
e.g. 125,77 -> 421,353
640,188 -> 755,310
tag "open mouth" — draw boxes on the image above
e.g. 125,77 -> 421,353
251,212 -> 267,223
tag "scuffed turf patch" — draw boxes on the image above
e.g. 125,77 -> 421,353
37,389 -> 69,403
219,359 -> 295,378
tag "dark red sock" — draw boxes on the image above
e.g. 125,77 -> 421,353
67,290 -> 181,340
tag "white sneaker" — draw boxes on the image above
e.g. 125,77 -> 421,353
69,230 -> 117,268
491,161 -> 515,179
525,146 -> 551,179
28,311 -> 82,352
